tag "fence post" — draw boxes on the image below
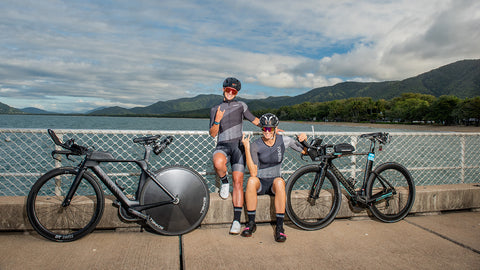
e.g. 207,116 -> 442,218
460,135 -> 465,184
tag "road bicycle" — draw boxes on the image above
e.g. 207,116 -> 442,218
286,132 -> 415,230
26,129 -> 210,242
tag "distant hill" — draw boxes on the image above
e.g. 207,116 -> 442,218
21,107 -> 56,114
295,59 -> 480,103
118,59 -> 480,117
89,94 -> 223,115
0,102 -> 24,114
130,94 -> 224,115
89,106 -> 133,115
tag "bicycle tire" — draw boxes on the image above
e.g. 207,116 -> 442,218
139,165 -> 210,235
26,167 -> 105,242
366,162 -> 415,222
285,164 -> 342,230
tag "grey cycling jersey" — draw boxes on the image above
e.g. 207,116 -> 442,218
210,100 -> 256,143
250,135 -> 304,179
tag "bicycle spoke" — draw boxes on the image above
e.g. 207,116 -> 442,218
27,168 -> 104,242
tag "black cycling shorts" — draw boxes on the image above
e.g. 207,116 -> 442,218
257,177 -> 284,195
213,141 -> 245,173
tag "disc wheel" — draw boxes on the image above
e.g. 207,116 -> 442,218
139,166 -> 210,235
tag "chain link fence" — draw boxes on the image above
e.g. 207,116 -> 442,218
1,128 -> 479,196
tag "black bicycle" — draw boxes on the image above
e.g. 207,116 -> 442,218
26,129 -> 210,242
286,132 -> 415,230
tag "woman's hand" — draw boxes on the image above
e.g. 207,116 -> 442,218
242,133 -> 252,148
215,106 -> 225,123
297,133 -> 307,142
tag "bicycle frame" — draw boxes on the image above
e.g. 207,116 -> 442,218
28,129 -> 210,241
62,144 -> 178,218
287,132 -> 414,231
312,136 -> 389,205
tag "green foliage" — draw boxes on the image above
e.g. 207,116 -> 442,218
253,94 -> 480,126
427,95 -> 461,125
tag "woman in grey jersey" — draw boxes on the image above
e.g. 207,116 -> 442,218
209,77 -> 260,234
241,113 -> 307,242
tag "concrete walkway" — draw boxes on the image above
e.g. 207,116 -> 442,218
1,211 -> 479,270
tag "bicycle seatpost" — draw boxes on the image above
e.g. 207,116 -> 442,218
143,144 -> 154,162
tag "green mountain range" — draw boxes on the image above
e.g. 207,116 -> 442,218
1,59 -> 479,116
0,102 -> 24,114
92,59 -> 480,117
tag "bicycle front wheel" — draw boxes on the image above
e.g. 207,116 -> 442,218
286,165 -> 342,230
139,166 -> 210,235
26,167 -> 104,242
366,162 -> 415,222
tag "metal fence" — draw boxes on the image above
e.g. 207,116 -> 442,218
1,128 -> 479,196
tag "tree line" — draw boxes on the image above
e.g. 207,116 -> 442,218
252,93 -> 480,126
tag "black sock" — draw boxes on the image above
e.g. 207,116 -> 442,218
233,207 -> 242,222
220,175 -> 228,184
276,213 -> 285,229
247,210 -> 256,224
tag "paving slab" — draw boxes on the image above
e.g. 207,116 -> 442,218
0,230 -> 179,270
183,212 -> 480,270
405,211 -> 480,252
1,211 -> 479,270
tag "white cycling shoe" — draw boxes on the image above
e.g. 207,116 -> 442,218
219,183 -> 230,199
229,220 -> 241,235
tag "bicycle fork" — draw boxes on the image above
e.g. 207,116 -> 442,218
62,161 -> 88,207
308,163 -> 328,205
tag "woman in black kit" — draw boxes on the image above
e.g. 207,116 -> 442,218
209,77 -> 259,235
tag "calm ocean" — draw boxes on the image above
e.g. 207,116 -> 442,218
0,115 -> 411,132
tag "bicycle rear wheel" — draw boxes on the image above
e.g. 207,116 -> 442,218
139,165 -> 210,235
286,165 -> 342,230
26,167 -> 104,242
366,162 -> 415,222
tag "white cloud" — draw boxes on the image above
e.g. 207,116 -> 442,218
0,0 -> 479,112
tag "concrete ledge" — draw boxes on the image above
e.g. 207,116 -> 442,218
1,183 -> 479,231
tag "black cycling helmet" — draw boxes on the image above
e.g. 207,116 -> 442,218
223,77 -> 241,91
259,113 -> 279,128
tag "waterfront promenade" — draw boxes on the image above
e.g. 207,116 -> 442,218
1,210 -> 479,270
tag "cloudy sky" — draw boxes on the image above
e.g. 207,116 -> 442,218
1,0 -> 479,113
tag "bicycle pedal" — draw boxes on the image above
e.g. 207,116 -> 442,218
349,201 -> 366,212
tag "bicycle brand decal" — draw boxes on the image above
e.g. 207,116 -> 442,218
55,234 -> 74,240
201,197 -> 207,214
368,153 -> 375,161
149,217 -> 165,230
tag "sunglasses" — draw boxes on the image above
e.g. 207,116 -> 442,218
262,127 -> 275,132
224,87 -> 238,95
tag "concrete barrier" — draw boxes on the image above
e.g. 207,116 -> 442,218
1,184 -> 479,231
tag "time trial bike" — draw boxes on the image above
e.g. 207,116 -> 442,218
26,129 -> 210,242
286,132 -> 415,230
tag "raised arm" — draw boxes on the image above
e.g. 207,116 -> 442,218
242,133 -> 258,177
209,106 -> 225,137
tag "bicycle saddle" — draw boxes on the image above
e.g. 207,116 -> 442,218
360,132 -> 384,139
